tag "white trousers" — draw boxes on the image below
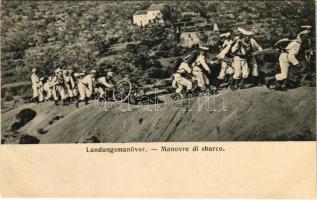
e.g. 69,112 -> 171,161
32,84 -> 39,98
72,88 -> 78,97
78,82 -> 92,101
275,53 -> 290,81
44,88 -> 52,100
233,56 -> 249,79
65,83 -> 74,98
192,66 -> 209,90
174,76 -> 192,94
218,61 -> 234,80
247,56 -> 259,77
52,85 -> 66,100
38,88 -> 44,102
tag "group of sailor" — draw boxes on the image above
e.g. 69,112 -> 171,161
31,25 -> 313,103
171,26 -> 313,97
31,68 -> 115,107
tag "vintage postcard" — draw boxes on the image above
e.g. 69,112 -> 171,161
1,0 -> 316,198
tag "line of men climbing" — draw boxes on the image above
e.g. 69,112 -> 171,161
171,26 -> 313,98
31,25 -> 312,104
31,68 -> 115,108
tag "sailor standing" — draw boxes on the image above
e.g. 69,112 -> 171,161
231,28 -> 262,89
43,76 -> 53,101
31,68 -> 40,103
38,77 -> 45,103
51,68 -> 67,106
243,29 -> 263,86
215,32 -> 234,88
63,70 -> 74,102
68,70 -> 78,99
192,47 -> 211,92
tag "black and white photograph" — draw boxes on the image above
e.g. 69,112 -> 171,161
1,0 -> 316,144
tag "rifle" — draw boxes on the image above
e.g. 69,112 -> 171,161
252,48 -> 277,56
209,57 -> 233,66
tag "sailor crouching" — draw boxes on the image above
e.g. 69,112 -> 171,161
265,29 -> 310,91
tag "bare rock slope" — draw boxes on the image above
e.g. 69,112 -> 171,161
1,86 -> 316,144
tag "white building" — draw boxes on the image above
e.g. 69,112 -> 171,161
133,10 -> 149,26
133,4 -> 164,26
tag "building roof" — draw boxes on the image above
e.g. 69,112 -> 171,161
147,3 -> 165,11
134,10 -> 148,15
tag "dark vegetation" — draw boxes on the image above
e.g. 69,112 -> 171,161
1,1 -> 315,102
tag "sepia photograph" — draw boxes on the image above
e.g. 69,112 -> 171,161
1,0 -> 316,144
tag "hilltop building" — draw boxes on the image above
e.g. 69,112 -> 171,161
133,3 -> 165,26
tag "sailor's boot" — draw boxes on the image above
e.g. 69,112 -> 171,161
33,97 -> 39,104
230,79 -> 236,90
265,76 -> 276,89
226,76 -> 233,88
239,78 -> 246,89
62,99 -> 67,106
274,80 -> 283,91
84,97 -> 89,105
215,78 -> 221,89
280,79 -> 288,91
251,76 -> 259,87
75,100 -> 81,108
187,89 -> 193,98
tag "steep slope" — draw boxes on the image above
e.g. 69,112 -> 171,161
1,86 -> 316,144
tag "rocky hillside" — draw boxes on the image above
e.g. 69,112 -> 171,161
1,1 -> 315,100
2,86 -> 316,144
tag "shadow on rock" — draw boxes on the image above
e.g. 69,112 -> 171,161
19,134 -> 40,144
10,109 -> 36,131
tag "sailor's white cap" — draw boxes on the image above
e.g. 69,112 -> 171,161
220,32 -> 231,38
90,69 -> 96,73
301,25 -> 312,29
55,68 -> 62,73
40,77 -> 45,81
74,73 -> 80,77
238,27 -> 254,36
32,68 -> 37,73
